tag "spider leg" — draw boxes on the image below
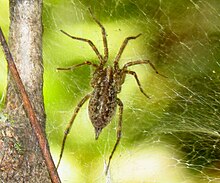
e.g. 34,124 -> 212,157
123,60 -> 167,78
89,8 -> 108,63
125,70 -> 150,98
60,30 -> 104,63
114,34 -> 142,69
105,98 -> 123,175
57,61 -> 98,71
57,94 -> 91,169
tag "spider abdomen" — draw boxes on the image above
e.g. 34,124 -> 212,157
88,66 -> 117,139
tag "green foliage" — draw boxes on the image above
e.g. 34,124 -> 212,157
1,0 -> 220,182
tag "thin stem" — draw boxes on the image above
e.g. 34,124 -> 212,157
0,27 -> 61,183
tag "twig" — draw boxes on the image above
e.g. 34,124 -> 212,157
0,27 -> 61,183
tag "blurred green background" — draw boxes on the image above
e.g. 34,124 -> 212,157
1,0 -> 220,182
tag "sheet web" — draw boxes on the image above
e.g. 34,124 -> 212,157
1,0 -> 220,182
42,0 -> 220,182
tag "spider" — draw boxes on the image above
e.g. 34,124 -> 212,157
57,9 -> 165,174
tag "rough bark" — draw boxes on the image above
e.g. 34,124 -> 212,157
0,0 -> 51,182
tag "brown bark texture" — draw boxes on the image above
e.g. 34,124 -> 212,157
0,0 -> 51,182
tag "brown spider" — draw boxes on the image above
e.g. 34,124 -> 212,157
57,9 -> 164,174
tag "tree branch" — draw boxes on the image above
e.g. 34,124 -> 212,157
0,27 -> 61,183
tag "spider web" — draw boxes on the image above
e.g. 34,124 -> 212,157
1,0 -> 220,182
